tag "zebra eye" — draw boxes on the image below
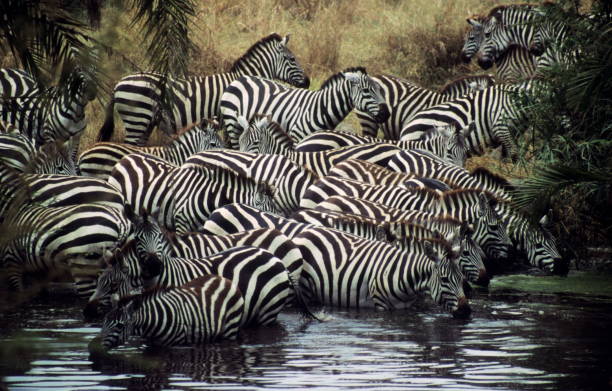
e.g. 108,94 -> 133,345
441,276 -> 450,284
116,322 -> 124,330
485,32 -> 491,38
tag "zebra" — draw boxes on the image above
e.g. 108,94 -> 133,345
98,33 -> 310,146
355,74 -> 493,140
185,150 -> 319,215
0,133 -> 77,179
98,275 -> 245,349
294,122 -> 475,167
0,202 -> 132,296
100,242 -> 302,327
0,68 -> 40,97
0,67 -> 96,147
4,173 -> 125,211
202,203 -> 311,238
290,207 -> 487,285
295,226 -> 471,317
388,149 -> 513,201
78,119 -> 223,180
528,8 -> 574,72
237,115 -> 401,176
299,175 -> 512,260
476,4 -> 539,70
107,153 -> 178,230
220,67 -> 390,149
172,163 -> 279,233
461,15 -> 537,83
399,85 -> 526,162
126,211 -> 304,284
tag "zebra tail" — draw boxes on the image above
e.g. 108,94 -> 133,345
287,272 -> 326,322
97,98 -> 116,142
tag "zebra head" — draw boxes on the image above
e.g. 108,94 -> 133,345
194,118 -> 224,151
273,34 -> 310,88
461,16 -> 487,63
101,294 -> 138,350
343,69 -> 390,124
457,222 -> 489,286
525,210 -> 565,275
423,240 -> 471,319
239,115 -> 270,154
253,182 -> 280,215
474,192 -> 512,260
436,122 -> 474,167
130,211 -> 173,275
476,11 -> 507,69
27,138 -> 77,176
86,241 -> 146,312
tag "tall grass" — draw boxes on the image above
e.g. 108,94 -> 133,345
78,0 -> 519,150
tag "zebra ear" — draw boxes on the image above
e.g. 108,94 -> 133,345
478,192 -> 490,215
467,18 -> 482,28
375,225 -> 388,242
459,221 -> 473,238
463,122 -> 476,136
110,293 -> 120,309
343,72 -> 361,84
281,34 -> 291,46
539,209 -> 553,229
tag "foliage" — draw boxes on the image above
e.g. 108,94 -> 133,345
512,0 -> 612,249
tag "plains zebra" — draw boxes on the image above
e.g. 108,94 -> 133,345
237,115 -> 401,176
185,150 -> 319,215
126,212 -> 304,283
476,4 -> 539,70
299,176 -> 511,260
107,153 -> 178,230
461,15 -> 537,82
0,133 -> 77,179
291,207 -> 487,285
0,68 -> 40,97
5,173 -> 125,211
294,122 -> 475,167
202,203 -> 310,238
102,243 -> 298,327
295,226 -> 470,317
220,67 -> 390,149
355,74 -> 493,139
79,119 -> 223,180
0,203 -> 131,296
99,33 -> 310,146
99,275 -> 245,349
399,85 -> 526,162
388,149 -> 513,201
528,7 -> 573,71
172,163 -> 279,233
0,68 -> 96,146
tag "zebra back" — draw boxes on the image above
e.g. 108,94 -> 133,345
101,33 -> 309,146
108,153 -> 178,230
202,203 -> 308,238
238,114 -> 401,176
439,75 -> 496,98
100,275 -> 244,349
79,119 -> 223,180
221,67 -> 389,149
172,163 -> 279,233
186,150 -> 319,215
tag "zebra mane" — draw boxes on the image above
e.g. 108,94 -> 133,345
416,236 -> 456,258
24,138 -> 74,173
321,67 -> 368,89
487,3 -> 537,17
103,239 -> 136,267
470,167 -> 515,192
230,33 -> 284,73
416,125 -> 444,140
442,188 -> 505,207
439,74 -> 495,94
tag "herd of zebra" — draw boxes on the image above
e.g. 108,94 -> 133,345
0,3 -> 573,350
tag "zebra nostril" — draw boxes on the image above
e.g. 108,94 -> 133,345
461,52 -> 473,63
298,76 -> 310,89
477,57 -> 494,70
475,269 -> 490,287
376,104 -> 390,123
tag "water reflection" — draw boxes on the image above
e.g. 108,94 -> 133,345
1,293 -> 611,390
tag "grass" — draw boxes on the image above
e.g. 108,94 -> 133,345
75,0 -> 521,151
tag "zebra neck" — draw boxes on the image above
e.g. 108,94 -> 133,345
231,58 -> 275,79
313,83 -> 354,129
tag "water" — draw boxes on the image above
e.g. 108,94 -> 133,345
1,273 -> 611,391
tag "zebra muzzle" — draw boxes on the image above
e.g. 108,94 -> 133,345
375,104 -> 391,123
452,296 -> 471,319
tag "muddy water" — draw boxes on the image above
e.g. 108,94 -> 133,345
1,272 -> 611,391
